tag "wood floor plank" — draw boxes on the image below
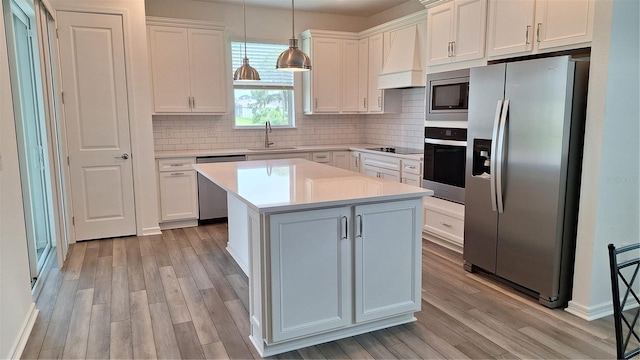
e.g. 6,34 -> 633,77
173,322 -> 205,359
296,346 -> 327,359
518,325 -> 591,359
202,341 -> 230,360
34,260 -> 64,323
404,321 -> 470,359
112,238 -> 127,267
111,265 -> 130,322
159,266 -> 192,324
142,255 -> 165,304
184,227 -> 210,255
353,333 -> 398,360
130,290 -> 158,359
201,232 -> 239,276
62,288 -> 94,359
197,253 -> 239,302
98,238 -> 113,257
151,235 -> 172,268
335,337 -> 374,359
224,299 -> 262,359
163,236 -> 192,278
110,320 -> 133,359
226,273 -> 249,310
86,302 -> 110,359
178,276 -> 220,345
201,288 -> 254,359
87,239 -> 101,249
276,350 -> 303,359
126,236 -> 146,292
173,228 -> 193,248
387,325 -> 443,359
316,342 -> 350,360
93,256 -> 113,304
454,341 -> 495,359
37,346 -> 63,360
149,301 -> 182,360
63,242 -> 87,281
139,235 -> 158,257
182,246 -> 214,290
78,247 -> 99,290
41,279 -> 78,350
21,319 -> 48,359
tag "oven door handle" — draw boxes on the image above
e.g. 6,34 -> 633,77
424,138 -> 467,147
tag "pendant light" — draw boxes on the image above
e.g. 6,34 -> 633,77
234,0 -> 260,81
276,0 -> 311,72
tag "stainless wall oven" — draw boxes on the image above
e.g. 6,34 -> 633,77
423,127 -> 467,204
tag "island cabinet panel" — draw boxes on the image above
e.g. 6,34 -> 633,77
354,200 -> 422,323
268,207 -> 352,342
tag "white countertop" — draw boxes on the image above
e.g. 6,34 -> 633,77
194,159 -> 433,213
155,144 -> 424,160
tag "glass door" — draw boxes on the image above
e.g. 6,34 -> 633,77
7,0 -> 55,283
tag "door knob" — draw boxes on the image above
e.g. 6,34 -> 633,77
115,153 -> 129,160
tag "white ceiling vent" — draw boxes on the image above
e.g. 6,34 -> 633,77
378,25 -> 424,89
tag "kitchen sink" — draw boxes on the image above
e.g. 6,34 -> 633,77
247,147 -> 297,151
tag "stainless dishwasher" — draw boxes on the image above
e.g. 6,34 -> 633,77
196,155 -> 245,221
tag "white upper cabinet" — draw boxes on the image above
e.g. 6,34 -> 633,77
357,39 -> 369,112
147,18 -> 227,114
487,0 -> 594,59
426,0 -> 487,66
367,33 -> 384,113
342,40 -> 360,113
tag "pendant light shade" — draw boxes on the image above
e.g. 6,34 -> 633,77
234,0 -> 260,81
276,0 -> 311,72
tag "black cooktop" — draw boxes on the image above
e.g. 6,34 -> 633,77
367,146 -> 422,155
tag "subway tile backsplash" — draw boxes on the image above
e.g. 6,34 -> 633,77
152,87 -> 426,152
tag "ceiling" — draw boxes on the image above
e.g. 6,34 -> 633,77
206,0 -> 413,17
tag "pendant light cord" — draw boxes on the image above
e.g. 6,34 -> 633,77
291,0 -> 295,40
243,0 -> 248,59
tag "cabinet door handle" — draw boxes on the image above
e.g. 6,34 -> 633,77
355,158 -> 358,167
536,23 -> 541,43
171,172 -> 184,176
314,98 -> 318,109
447,42 -> 451,57
440,222 -> 453,228
407,166 -> 416,170
451,41 -> 455,57
356,214 -> 363,238
377,96 -> 381,107
192,97 -> 196,108
341,216 -> 348,240
525,25 -> 531,45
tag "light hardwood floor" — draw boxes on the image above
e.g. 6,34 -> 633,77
23,223 -> 619,359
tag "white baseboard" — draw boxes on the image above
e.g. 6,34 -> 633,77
159,219 -> 198,231
565,300 -> 613,320
140,225 -> 162,236
422,231 -> 463,254
9,303 -> 38,360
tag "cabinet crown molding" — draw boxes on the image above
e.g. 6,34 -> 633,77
300,29 -> 359,40
359,10 -> 427,38
146,16 -> 227,30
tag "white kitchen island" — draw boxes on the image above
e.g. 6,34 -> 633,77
194,159 -> 432,356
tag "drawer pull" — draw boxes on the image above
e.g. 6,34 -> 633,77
406,166 -> 416,169
171,172 -> 185,176
440,222 -> 453,228
170,164 -> 185,167
315,156 -> 327,159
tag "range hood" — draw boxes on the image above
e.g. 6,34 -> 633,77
378,25 -> 424,90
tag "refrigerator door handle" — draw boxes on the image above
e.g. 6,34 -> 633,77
490,99 -> 504,212
496,99 -> 510,214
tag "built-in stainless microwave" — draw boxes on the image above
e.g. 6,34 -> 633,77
426,69 -> 470,121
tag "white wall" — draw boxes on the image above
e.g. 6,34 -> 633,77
0,0 -> 37,357
567,0 -> 640,320
52,0 -> 160,237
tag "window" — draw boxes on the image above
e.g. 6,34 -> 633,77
232,42 -> 294,128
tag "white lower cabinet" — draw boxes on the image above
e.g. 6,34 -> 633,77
157,158 -> 198,223
331,151 -> 350,170
350,151 -> 361,172
361,153 -> 401,181
422,196 -> 465,253
261,198 -> 422,347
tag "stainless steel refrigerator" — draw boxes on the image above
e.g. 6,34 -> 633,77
463,56 -> 589,308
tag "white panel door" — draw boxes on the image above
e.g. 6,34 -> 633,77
357,39 -> 368,112
312,37 -> 342,113
535,0 -> 593,50
188,28 -> 227,113
354,200 -> 422,323
453,0 -> 487,62
426,1 -> 454,66
269,207 -> 351,342
487,0 -> 535,58
58,12 -> 136,241
148,25 -> 191,113
367,34 -> 384,113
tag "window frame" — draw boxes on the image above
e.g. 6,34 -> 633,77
231,41 -> 296,129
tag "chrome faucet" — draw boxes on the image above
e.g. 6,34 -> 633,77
264,121 -> 274,148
